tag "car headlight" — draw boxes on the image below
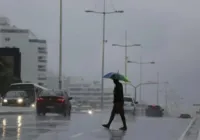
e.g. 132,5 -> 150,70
88,110 -> 93,115
17,98 -> 23,103
31,104 -> 35,108
3,99 -> 7,103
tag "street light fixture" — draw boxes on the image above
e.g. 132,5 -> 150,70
85,0 -> 124,110
112,33 -> 141,96
128,81 -> 158,102
128,60 -> 155,102
127,60 -> 155,64
85,10 -> 94,13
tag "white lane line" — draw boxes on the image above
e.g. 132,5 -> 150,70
70,132 -> 84,138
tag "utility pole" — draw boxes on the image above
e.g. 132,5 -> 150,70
156,72 -> 159,105
58,0 -> 63,89
101,0 -> 106,110
124,31 -> 128,96
127,60 -> 155,102
165,82 -> 168,110
139,56 -> 142,102
85,0 -> 124,109
112,32 -> 141,95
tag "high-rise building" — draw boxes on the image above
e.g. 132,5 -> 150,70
0,17 -> 47,86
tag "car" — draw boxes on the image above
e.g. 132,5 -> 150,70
124,96 -> 136,114
36,89 -> 72,117
145,105 -> 164,117
179,114 -> 191,119
2,90 -> 32,107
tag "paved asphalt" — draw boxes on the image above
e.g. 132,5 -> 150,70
0,111 -> 191,140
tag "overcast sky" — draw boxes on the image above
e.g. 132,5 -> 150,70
0,0 -> 200,105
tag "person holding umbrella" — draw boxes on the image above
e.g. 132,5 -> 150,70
102,72 -> 128,131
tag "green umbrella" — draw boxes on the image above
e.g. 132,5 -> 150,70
103,72 -> 130,82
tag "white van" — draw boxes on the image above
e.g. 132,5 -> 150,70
124,96 -> 136,114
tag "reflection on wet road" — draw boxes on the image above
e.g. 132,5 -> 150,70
0,112 -> 192,140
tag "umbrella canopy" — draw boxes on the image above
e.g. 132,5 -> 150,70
103,72 -> 130,82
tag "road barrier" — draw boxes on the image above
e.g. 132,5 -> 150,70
178,116 -> 197,140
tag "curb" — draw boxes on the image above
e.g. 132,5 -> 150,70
0,111 -> 35,115
178,116 -> 197,140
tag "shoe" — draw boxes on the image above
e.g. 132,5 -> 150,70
119,126 -> 127,131
102,124 -> 110,129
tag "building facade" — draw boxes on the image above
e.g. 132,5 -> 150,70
0,17 -> 47,86
63,76 -> 113,108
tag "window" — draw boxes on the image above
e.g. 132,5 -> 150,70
38,56 -> 47,63
5,37 -> 10,42
38,65 -> 46,69
38,74 -> 47,80
38,65 -> 46,72
69,88 -> 82,91
38,47 -> 47,54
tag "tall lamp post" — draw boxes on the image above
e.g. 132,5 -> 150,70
127,60 -> 155,102
58,0 -> 63,89
112,32 -> 141,96
85,0 -> 124,109
129,81 -> 158,102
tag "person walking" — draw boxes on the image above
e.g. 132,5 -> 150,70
102,79 -> 127,130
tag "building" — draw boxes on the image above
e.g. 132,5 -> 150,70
64,76 -> 113,108
0,17 -> 47,86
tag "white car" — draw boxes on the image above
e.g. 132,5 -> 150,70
124,96 -> 136,114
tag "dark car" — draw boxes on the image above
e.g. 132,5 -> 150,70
2,90 -> 31,106
179,114 -> 191,119
145,105 -> 164,117
36,89 -> 72,117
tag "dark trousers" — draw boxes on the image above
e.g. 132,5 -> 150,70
107,102 -> 127,127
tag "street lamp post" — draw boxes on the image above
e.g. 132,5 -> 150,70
58,0 -> 63,89
129,81 -> 158,102
156,72 -> 159,105
85,0 -> 123,109
112,32 -> 141,96
127,60 -> 155,102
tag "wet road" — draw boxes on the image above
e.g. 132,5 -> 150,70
0,111 -> 191,140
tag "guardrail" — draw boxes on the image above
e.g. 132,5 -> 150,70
178,116 -> 197,140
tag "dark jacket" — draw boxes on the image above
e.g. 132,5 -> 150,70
113,82 -> 124,103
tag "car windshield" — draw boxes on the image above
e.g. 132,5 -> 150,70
6,91 -> 26,98
124,97 -> 133,102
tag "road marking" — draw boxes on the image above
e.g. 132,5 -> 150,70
70,132 -> 83,138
